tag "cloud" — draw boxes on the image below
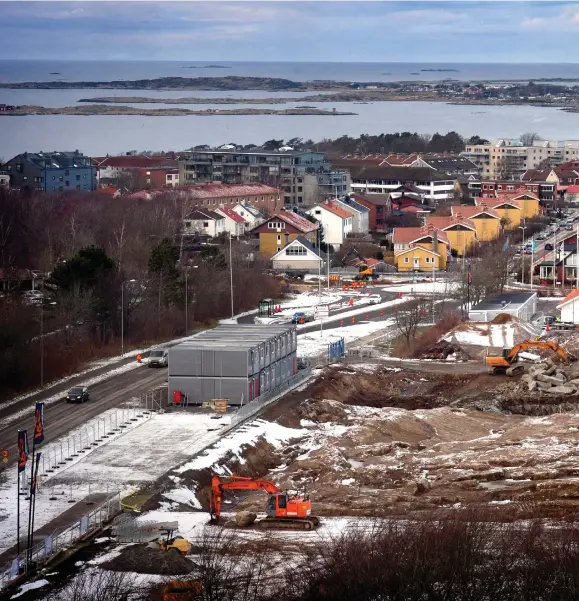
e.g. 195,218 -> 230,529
521,4 -> 579,30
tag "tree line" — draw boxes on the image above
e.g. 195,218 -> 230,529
0,188 -> 279,398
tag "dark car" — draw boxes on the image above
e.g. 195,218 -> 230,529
291,311 -> 313,324
545,243 -> 554,251
66,386 -> 89,403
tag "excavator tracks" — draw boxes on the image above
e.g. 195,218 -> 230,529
259,516 -> 320,531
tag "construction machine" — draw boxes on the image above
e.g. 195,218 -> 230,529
156,528 -> 192,555
485,339 -> 575,376
209,474 -> 320,530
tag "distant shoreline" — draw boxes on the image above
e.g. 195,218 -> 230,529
0,104 -> 357,116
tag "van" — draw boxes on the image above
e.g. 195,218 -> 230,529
148,349 -> 168,367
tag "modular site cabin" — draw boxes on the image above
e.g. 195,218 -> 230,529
168,325 -> 298,406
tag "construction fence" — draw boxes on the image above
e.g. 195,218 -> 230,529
0,493 -> 121,589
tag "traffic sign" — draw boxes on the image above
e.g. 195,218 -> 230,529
1,449 -> 8,464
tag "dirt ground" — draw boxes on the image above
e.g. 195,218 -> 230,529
211,365 -> 579,522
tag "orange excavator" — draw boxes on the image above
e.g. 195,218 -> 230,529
209,475 -> 320,530
485,339 -> 575,376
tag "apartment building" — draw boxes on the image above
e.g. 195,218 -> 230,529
461,139 -> 579,179
348,165 -> 456,204
179,149 -> 349,207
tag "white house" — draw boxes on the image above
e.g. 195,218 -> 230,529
216,206 -> 247,237
232,202 -> 264,228
334,197 -> 369,234
183,209 -> 225,237
557,289 -> 579,324
271,236 -> 325,271
307,201 -> 353,250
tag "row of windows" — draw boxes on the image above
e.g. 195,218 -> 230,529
403,256 -> 435,264
268,222 -> 286,229
285,246 -> 307,256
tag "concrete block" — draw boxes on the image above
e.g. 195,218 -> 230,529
537,381 -> 554,391
546,385 -> 576,395
537,374 -> 566,385
528,380 -> 538,392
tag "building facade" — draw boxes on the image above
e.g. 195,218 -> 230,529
5,151 -> 97,192
349,192 -> 391,232
181,183 -> 280,215
179,149 -> 349,207
250,211 -> 319,257
307,201 -> 353,250
271,236 -> 325,271
183,210 -> 225,237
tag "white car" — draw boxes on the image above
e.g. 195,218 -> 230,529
367,294 -> 382,305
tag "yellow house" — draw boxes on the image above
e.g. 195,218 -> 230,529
251,212 -> 319,258
451,204 -> 501,242
503,192 -> 540,220
426,216 -> 477,256
395,245 -> 443,272
392,225 -> 449,271
483,198 -> 522,230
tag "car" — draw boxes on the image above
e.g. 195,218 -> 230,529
66,386 -> 89,403
147,349 -> 168,367
545,243 -> 554,251
291,312 -> 313,324
535,236 -> 545,241
367,293 -> 382,305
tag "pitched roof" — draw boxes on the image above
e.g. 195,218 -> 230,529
557,288 -> 579,309
268,211 -> 319,233
400,204 -> 432,214
92,155 -> 178,169
187,209 -> 224,221
312,200 -> 353,220
498,191 -> 539,201
216,206 -> 246,223
484,196 -> 521,209
335,197 -> 370,214
181,183 -> 279,199
271,236 -> 326,260
235,202 -> 263,218
451,204 -> 500,219
392,225 -> 449,245
395,245 -> 441,257
12,151 -> 93,170
426,215 -> 477,232
349,192 -> 390,206
421,155 -> 479,173
380,153 -> 420,167
348,165 -> 452,182
521,169 -> 551,181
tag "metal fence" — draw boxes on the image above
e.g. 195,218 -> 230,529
0,493 -> 121,589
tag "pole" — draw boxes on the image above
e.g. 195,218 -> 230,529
121,281 -> 124,358
229,233 -> 234,319
553,228 -> 557,292
184,267 -> 188,336
318,228 -> 322,300
28,453 -> 41,565
25,444 -> 36,567
521,227 -> 525,285
17,465 -> 22,558
39,303 -> 43,388
530,241 -> 534,290
326,224 -> 330,293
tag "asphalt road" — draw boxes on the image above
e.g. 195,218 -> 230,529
0,363 -> 170,470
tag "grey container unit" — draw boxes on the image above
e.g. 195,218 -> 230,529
197,333 -> 270,368
169,375 -> 254,406
216,326 -> 296,361
169,341 -> 261,378
189,337 -> 266,373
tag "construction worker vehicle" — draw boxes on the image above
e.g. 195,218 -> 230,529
155,527 -> 192,555
485,339 -> 575,376
209,474 -> 320,530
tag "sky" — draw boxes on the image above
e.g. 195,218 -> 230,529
1,0 -> 579,63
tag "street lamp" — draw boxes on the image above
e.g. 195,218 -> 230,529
518,225 -> 527,285
184,265 -> 198,336
40,300 -> 57,388
121,279 -> 136,358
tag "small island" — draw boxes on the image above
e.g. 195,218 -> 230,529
0,104 -> 356,117
182,65 -> 231,69
421,69 -> 459,72
50,72 -> 61,75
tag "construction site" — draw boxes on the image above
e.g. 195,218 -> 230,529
9,290 -> 579,600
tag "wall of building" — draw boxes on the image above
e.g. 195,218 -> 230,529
471,217 -> 501,242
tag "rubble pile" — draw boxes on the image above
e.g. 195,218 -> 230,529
521,360 -> 579,395
421,340 -> 471,361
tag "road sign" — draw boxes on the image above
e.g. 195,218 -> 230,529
2,449 -> 8,464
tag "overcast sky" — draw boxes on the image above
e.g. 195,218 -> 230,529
0,1 -> 577,63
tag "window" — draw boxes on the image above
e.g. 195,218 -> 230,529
84,185 -> 88,190
425,257 -> 430,264
404,257 -> 409,263
16,163 -> 23,173
298,196 -> 303,203
167,174 -> 172,180
59,176 -> 63,182
76,175 -> 80,181
23,176 -> 28,181
65,181 -> 70,186
52,187 -> 56,191
52,176 -> 55,181
286,246 -> 307,256
203,221 -> 209,227
185,221 -> 191,228
298,186 -> 303,192
277,235 -> 281,243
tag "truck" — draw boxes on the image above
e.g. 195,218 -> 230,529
531,314 -> 577,331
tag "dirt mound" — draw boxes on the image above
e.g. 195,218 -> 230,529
101,544 -> 196,575
421,340 -> 471,361
491,313 -> 515,324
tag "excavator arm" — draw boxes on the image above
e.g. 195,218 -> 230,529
505,339 -> 572,362
209,475 -> 280,522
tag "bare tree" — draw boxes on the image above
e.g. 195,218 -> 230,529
393,297 -> 429,353
519,132 -> 542,146
45,568 -> 136,601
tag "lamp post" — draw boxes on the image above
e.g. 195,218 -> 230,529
121,279 -> 136,358
229,233 -> 234,319
39,300 -> 57,388
184,265 -> 198,335
518,225 -> 527,285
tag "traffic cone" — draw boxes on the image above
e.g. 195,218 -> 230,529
136,354 -> 142,363
352,316 -> 356,324
546,322 -> 550,332
366,313 -> 369,321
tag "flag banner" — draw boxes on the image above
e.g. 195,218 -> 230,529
34,402 -> 44,445
17,430 -> 28,473
31,452 -> 41,494
9,558 -> 19,578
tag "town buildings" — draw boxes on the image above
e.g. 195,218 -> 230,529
450,204 -> 501,242
271,236 -> 326,271
215,206 -> 247,237
4,151 -> 97,192
250,211 -> 320,258
180,183 -> 280,215
231,203 -> 264,228
346,165 -> 456,205
348,193 -> 391,232
425,215 -> 478,256
468,292 -> 537,323
466,179 -> 556,205
461,139 -> 579,179
183,210 -> 225,237
392,225 -> 450,272
178,149 -> 350,207
333,196 -> 370,234
92,154 -> 179,187
307,201 -> 354,250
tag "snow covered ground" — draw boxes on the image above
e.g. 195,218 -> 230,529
378,281 -> 458,294
443,320 -> 537,348
297,320 -> 395,358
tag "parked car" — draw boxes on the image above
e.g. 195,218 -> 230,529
148,349 -> 168,367
367,293 -> 382,305
66,386 -> 90,403
291,311 -> 313,324
545,243 -> 554,251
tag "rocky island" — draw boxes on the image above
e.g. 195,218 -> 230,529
0,104 -> 357,117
